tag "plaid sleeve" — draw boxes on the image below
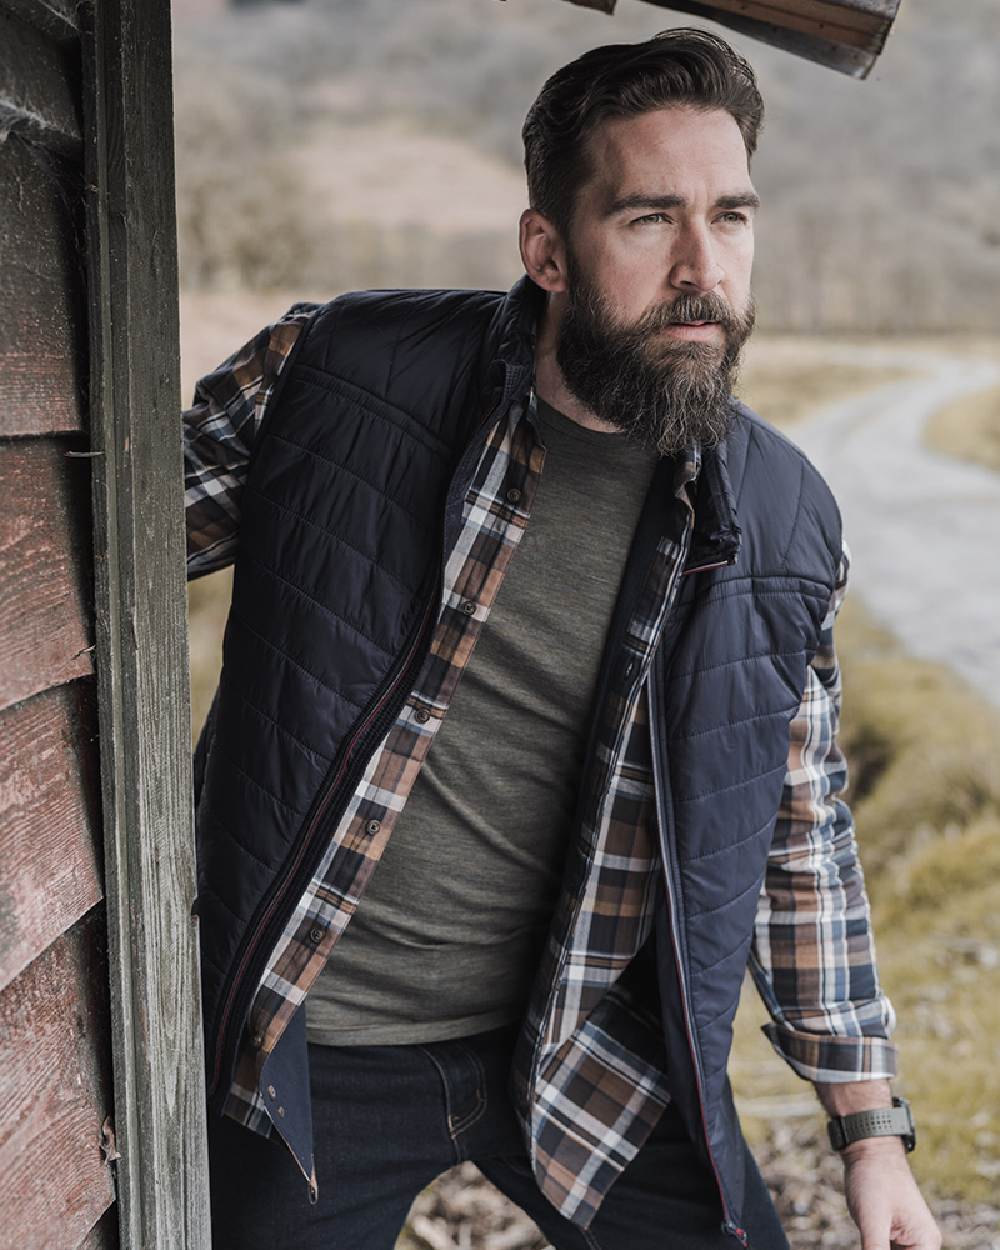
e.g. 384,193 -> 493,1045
747,537 -> 899,1083
184,302 -> 319,581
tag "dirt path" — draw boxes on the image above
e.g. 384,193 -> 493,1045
787,345 -> 1000,707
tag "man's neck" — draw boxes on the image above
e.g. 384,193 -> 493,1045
533,293 -> 624,436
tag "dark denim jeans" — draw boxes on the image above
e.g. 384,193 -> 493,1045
207,1020 -> 790,1249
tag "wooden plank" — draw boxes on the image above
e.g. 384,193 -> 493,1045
0,680 -> 104,992
79,0 -> 210,1244
0,136 -> 86,436
643,1 -> 878,74
0,437 -> 94,712
569,0 -> 902,74
0,9 -> 82,157
0,908 -> 116,1250
681,0 -> 887,52
0,0 -> 80,43
822,0 -> 900,16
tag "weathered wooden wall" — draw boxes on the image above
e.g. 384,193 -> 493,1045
1,0 -> 209,1246
81,0 -> 210,1242
0,2 -> 119,1247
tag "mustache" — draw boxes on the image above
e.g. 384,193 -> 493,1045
632,291 -> 744,335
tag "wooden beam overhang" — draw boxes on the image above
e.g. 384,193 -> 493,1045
562,0 -> 904,77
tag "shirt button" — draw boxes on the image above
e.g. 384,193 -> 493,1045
506,486 -> 521,503
277,1106 -> 285,1117
253,1032 -> 264,1047
365,819 -> 381,835
414,707 -> 430,724
308,925 -> 324,944
460,600 -> 476,615
267,1084 -> 276,1098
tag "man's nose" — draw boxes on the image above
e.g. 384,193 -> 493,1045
669,226 -> 725,294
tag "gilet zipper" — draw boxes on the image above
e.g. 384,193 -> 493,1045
682,556 -> 733,577
207,367 -> 522,1103
207,562 -> 441,1099
648,626 -> 749,1248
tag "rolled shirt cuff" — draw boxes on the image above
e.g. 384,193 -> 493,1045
760,1020 -> 898,1083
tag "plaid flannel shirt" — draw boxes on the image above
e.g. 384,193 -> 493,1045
184,299 -> 898,1223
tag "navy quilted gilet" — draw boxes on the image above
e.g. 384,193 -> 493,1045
192,275 -> 841,1243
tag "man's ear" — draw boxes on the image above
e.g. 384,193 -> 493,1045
519,208 -> 569,294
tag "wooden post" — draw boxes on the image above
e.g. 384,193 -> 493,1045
80,0 -> 211,1244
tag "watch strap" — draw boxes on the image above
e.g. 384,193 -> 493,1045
827,1096 -> 915,1152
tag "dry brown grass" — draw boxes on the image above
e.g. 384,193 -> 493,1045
923,384 -> 1000,473
735,359 -> 914,428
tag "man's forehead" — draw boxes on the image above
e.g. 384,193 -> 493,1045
580,108 -> 754,206
586,107 -> 746,163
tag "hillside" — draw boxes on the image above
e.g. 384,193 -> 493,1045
171,0 -> 1000,332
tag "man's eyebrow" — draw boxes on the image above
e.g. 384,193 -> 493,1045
605,191 -> 761,214
716,192 -> 761,211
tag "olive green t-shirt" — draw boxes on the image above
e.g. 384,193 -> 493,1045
304,395 -> 660,1045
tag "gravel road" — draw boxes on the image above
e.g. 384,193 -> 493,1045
787,345 -> 1000,707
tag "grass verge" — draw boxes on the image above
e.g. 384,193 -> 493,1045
736,360 -> 913,428
923,383 -> 1000,473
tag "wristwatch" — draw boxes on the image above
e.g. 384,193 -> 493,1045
827,1095 -> 916,1153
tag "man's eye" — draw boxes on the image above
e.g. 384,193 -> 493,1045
632,213 -> 670,225
719,212 -> 749,224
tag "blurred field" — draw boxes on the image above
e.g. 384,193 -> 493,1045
924,384 -> 1000,473
736,355 -> 913,427
171,0 -> 1000,335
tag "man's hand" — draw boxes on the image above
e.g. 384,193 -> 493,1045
840,1137 -> 941,1250
813,1081 -> 941,1249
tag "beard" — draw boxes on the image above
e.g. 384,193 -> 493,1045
555,251 -> 757,456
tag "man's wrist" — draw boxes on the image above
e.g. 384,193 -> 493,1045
838,1133 -> 908,1164
813,1080 -> 916,1157
813,1077 -> 894,1119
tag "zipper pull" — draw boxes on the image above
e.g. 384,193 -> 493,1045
720,1220 -> 750,1246
682,554 -> 737,577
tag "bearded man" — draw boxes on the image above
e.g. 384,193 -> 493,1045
184,28 -> 940,1250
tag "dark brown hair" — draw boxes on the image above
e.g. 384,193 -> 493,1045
522,28 -> 764,235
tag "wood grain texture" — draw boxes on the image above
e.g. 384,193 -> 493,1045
80,0 -> 210,1243
0,437 -> 95,712
0,136 -> 87,435
0,679 -> 104,992
598,0 -> 899,23
0,9 -> 83,157
824,0 -> 900,15
573,0 -> 901,73
0,0 -> 80,43
648,1 -> 878,74
0,908 -> 116,1250
681,0 -> 886,49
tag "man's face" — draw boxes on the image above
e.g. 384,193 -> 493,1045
550,105 -> 758,453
